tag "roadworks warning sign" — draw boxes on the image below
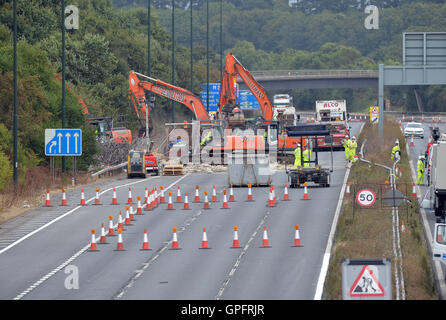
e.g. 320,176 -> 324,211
349,265 -> 385,297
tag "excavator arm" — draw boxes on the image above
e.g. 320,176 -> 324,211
219,53 -> 273,122
128,70 -> 210,124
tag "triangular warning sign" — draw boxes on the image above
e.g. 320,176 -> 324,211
349,265 -> 385,297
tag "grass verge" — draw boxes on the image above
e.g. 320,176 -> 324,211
323,117 -> 437,300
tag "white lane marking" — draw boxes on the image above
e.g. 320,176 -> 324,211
11,174 -> 189,300
314,122 -> 364,300
215,212 -> 271,300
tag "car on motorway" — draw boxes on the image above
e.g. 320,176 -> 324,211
404,122 -> 424,139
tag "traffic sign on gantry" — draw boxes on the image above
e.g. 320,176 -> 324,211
45,129 -> 82,156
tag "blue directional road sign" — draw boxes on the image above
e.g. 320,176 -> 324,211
238,89 -> 260,110
200,83 -> 221,112
45,129 -> 82,156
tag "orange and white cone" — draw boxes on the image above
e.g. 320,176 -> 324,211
200,227 -> 210,249
129,206 -> 135,221
231,225 -> 241,248
89,229 -> 98,251
111,187 -> 119,205
345,184 -> 351,197
293,225 -> 302,247
221,190 -> 229,209
283,184 -> 290,201
136,196 -> 143,214
61,188 -> 68,206
268,187 -> 275,207
99,223 -> 107,244
203,191 -> 210,209
159,186 -> 165,203
115,228 -> 124,251
127,188 -> 133,205
167,192 -> 174,210
176,186 -> 182,203
247,184 -> 253,201
117,211 -> 124,230
401,220 -> 406,232
145,191 -> 153,211
194,185 -> 201,202
272,185 -> 276,205
45,189 -> 51,207
183,192 -> 190,210
170,227 -> 180,250
153,188 -> 159,207
412,183 -> 417,199
108,215 -> 115,236
93,188 -> 101,205
302,182 -> 310,200
410,135 -> 414,147
144,187 -> 149,204
80,188 -> 86,205
229,185 -> 235,202
124,206 -> 132,225
212,185 -> 218,202
141,228 -> 151,250
261,225 -> 271,248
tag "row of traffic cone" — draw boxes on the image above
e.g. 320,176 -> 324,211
89,223 -> 304,251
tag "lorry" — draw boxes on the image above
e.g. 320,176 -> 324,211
425,133 -> 446,262
127,150 -> 146,179
314,100 -> 349,151
273,94 -> 297,127
144,153 -> 159,175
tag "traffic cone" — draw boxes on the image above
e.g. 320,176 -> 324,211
200,227 -> 210,249
61,188 -> 68,206
117,211 -> 124,230
268,187 -> 275,207
159,186 -> 165,203
203,191 -> 210,209
136,196 -> 143,214
302,182 -> 310,200
145,191 -> 153,211
222,190 -> 229,209
412,183 -> 417,199
99,223 -> 107,244
129,206 -> 135,221
144,187 -> 149,204
93,188 -> 101,205
183,192 -> 190,210
433,116 -> 436,123
111,188 -> 119,205
45,189 -> 51,207
167,192 -> 174,210
170,227 -> 180,250
247,184 -> 253,201
345,184 -> 351,197
272,185 -> 276,205
115,228 -> 124,251
89,229 -> 98,251
261,226 -> 271,248
194,185 -> 201,202
283,184 -> 290,201
141,228 -> 151,250
410,135 -> 414,147
401,220 -> 406,232
176,186 -> 182,203
231,225 -> 241,248
439,116 -> 442,124
79,188 -> 86,205
293,225 -> 302,247
212,185 -> 218,202
229,185 -> 235,202
108,215 -> 115,236
127,188 -> 133,205
153,188 -> 159,207
124,206 -> 132,225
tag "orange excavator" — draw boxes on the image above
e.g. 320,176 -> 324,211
219,53 -> 304,158
54,74 -> 132,144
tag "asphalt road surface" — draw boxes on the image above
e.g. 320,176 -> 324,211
0,123 -> 362,300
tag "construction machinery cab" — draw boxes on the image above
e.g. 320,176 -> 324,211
127,150 -> 146,179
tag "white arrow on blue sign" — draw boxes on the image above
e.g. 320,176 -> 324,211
45,129 -> 82,156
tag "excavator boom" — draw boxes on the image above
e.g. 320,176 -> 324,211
129,71 -> 210,123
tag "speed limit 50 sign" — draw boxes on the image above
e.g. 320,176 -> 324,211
356,189 -> 376,207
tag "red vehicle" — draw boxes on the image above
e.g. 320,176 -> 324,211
315,123 -> 350,152
144,153 -> 159,175
314,100 -> 349,151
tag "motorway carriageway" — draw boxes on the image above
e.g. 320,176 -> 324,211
0,123 -> 362,300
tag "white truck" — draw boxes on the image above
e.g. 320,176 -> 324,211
425,134 -> 446,262
314,100 -> 349,151
273,94 -> 297,126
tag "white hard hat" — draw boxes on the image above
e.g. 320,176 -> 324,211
352,136 -> 357,141
395,139 -> 399,145
419,155 -> 425,160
